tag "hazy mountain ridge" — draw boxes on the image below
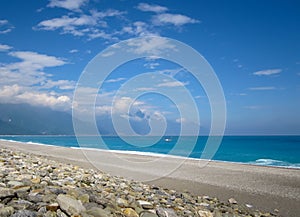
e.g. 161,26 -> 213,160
0,103 -> 195,135
0,103 -> 74,135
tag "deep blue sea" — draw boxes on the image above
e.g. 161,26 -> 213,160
0,135 -> 299,169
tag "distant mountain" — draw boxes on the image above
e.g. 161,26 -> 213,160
0,103 -> 74,135
0,103 -> 202,136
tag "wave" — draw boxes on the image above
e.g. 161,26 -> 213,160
250,158 -> 300,169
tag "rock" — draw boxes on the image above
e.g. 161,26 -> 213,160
246,204 -> 253,208
156,208 -> 178,217
78,193 -> 90,203
46,203 -> 59,211
7,181 -> 24,188
137,200 -> 154,209
228,198 -> 237,204
44,211 -> 56,217
0,187 -> 15,199
123,208 -> 139,217
42,193 -> 57,202
11,210 -> 37,217
86,207 -> 110,217
31,177 -> 41,184
199,202 -> 210,207
56,209 -> 68,217
116,197 -> 128,208
0,206 -> 14,217
57,194 -> 86,216
198,210 -> 213,217
140,211 -> 158,217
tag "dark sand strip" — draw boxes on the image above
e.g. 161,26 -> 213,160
0,140 -> 299,217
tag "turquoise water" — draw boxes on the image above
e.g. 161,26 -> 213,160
1,135 -> 299,168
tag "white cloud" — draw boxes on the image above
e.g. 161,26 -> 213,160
144,61 -> 160,69
47,0 -> 88,11
105,77 -> 126,83
134,87 -> 156,92
157,80 -> 188,87
0,50 -> 73,111
36,15 -> 97,31
40,79 -> 75,90
253,69 -> 282,76
0,85 -> 71,110
0,44 -> 12,52
0,19 -> 14,34
126,37 -> 177,55
120,21 -> 154,37
35,9 -> 124,39
137,3 -> 168,13
9,51 -> 66,68
69,49 -> 79,53
152,13 -> 199,26
90,9 -> 126,18
249,86 -> 276,91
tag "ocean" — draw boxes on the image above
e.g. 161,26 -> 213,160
0,135 -> 299,169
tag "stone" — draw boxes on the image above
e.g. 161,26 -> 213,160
56,209 -> 68,217
123,208 -> 139,217
46,203 -> 59,211
86,207 -> 110,217
78,193 -> 90,203
57,194 -> 86,216
7,181 -> 24,188
156,208 -> 178,217
44,211 -> 56,217
198,210 -> 213,217
0,206 -> 14,217
116,197 -> 128,208
31,177 -> 41,184
140,211 -> 158,217
137,200 -> 154,209
11,210 -> 37,217
228,198 -> 237,204
0,187 -> 15,199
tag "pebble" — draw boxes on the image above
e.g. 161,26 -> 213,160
0,148 -> 278,217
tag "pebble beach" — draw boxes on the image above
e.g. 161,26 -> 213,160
0,140 -> 300,217
0,147 -> 282,217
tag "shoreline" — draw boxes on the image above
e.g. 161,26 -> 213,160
1,138 -> 299,170
0,140 -> 300,216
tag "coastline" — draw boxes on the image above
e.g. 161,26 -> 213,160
0,140 -> 300,216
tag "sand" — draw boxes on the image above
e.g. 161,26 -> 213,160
0,140 -> 299,217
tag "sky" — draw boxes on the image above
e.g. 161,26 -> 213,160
0,0 -> 299,135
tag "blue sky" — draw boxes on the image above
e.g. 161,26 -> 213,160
0,0 -> 299,135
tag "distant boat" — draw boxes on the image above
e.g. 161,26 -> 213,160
164,138 -> 172,142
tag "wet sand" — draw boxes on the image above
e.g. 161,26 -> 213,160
0,140 -> 299,217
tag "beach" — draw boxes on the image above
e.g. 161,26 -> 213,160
0,140 -> 299,217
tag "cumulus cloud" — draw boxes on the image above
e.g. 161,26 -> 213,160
120,21 -> 155,37
137,3 -> 168,13
35,9 -> 124,39
152,13 -> 199,26
126,36 -> 177,55
0,44 -> 12,52
0,85 -> 71,110
253,69 -> 282,76
0,50 -> 73,111
47,0 -> 89,11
